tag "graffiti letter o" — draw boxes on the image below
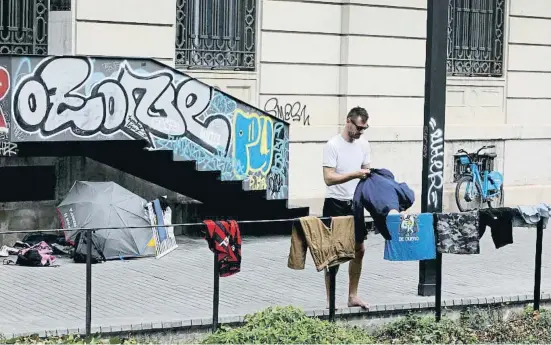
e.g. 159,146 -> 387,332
15,79 -> 48,128
95,81 -> 128,133
176,79 -> 212,118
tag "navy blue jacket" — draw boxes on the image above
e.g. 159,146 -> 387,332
352,168 -> 415,240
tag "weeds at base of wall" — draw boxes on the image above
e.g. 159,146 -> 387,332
2,305 -> 550,344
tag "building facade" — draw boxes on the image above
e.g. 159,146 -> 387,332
5,0 -> 551,216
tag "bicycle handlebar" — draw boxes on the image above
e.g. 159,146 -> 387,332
457,145 -> 496,164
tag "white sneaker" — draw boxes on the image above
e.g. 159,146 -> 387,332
0,245 -> 8,257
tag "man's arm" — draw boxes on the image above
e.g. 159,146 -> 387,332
323,167 -> 365,186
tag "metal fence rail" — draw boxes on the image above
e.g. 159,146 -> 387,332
0,215 -> 545,336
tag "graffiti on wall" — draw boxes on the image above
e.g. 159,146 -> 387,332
0,64 -> 18,156
263,97 -> 311,126
426,117 -> 444,208
7,56 -> 288,199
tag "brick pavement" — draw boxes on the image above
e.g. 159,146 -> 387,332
0,228 -> 549,336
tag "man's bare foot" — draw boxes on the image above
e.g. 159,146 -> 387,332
348,296 -> 369,309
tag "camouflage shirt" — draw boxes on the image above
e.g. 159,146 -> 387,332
435,211 -> 480,254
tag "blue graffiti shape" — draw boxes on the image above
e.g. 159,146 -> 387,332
154,136 -> 244,182
232,109 -> 274,178
185,90 -> 236,155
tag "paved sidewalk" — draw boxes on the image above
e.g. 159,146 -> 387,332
0,228 -> 548,336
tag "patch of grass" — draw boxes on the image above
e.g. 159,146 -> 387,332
202,305 -> 551,345
202,306 -> 374,344
373,313 -> 478,344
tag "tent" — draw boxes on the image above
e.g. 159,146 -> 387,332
57,181 -> 156,261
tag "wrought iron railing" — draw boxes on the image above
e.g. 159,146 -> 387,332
0,0 -> 48,55
175,0 -> 256,71
447,0 -> 505,77
51,0 -> 71,11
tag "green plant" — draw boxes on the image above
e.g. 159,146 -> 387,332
474,307 -> 551,344
373,313 -> 478,344
3,334 -> 139,344
202,306 -> 374,344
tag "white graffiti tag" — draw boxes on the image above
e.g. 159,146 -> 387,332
0,141 -> 18,156
427,117 -> 444,207
12,57 -> 230,153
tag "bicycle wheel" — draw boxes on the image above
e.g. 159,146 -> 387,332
455,175 -> 483,212
487,184 -> 504,208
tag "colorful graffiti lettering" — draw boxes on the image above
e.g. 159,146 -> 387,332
7,56 -> 289,199
0,66 -> 11,136
233,109 -> 274,178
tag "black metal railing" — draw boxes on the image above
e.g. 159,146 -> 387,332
175,0 -> 256,70
0,212 -> 546,336
0,0 -> 48,55
447,0 -> 505,77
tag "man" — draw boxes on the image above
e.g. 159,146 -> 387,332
321,106 -> 371,309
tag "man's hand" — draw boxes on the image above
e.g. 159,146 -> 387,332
356,169 -> 371,179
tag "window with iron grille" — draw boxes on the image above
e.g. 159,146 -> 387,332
0,0 -> 48,55
50,0 -> 70,11
175,0 -> 256,71
447,0 -> 505,77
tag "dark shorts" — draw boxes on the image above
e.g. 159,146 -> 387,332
322,198 -> 365,243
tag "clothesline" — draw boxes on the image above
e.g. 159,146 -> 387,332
1,215 -> 376,235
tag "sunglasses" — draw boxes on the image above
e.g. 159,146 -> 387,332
350,119 -> 369,131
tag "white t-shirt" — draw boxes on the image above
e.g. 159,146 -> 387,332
322,134 -> 371,201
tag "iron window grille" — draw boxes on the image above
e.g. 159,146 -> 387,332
447,0 -> 505,77
0,0 -> 48,55
175,0 -> 256,71
50,0 -> 71,11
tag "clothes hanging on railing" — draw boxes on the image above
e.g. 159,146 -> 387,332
383,212 -> 436,261
203,220 -> 242,277
513,204 -> 551,228
435,211 -> 480,254
478,207 -> 515,249
352,168 -> 415,241
288,216 -> 355,271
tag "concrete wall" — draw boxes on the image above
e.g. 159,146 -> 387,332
504,0 -> 551,204
73,0 -> 176,67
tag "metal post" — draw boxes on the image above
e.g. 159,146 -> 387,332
533,219 -> 544,311
212,252 -> 220,332
433,214 -> 442,321
435,252 -> 442,321
85,229 -> 92,337
418,0 -> 449,297
328,266 -> 337,323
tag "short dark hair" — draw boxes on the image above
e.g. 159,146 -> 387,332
347,106 -> 369,122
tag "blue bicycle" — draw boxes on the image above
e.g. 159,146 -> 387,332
455,145 -> 504,211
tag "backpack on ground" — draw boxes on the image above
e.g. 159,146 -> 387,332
13,241 -> 57,267
71,231 -> 106,264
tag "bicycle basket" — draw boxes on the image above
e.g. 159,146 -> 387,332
458,155 -> 470,165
